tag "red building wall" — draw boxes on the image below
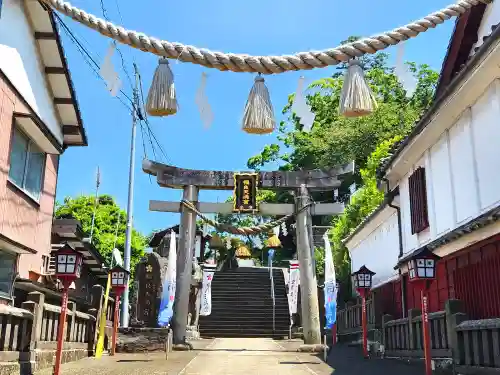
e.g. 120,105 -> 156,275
388,234 -> 500,319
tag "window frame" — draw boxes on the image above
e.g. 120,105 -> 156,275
8,126 -> 46,202
0,250 -> 18,300
408,166 -> 430,234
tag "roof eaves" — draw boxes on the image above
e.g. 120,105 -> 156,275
46,6 -> 88,147
395,204 -> 500,269
379,22 -> 500,177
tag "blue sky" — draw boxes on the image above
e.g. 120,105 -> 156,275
56,0 -> 456,236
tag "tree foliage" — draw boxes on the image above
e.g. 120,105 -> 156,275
55,195 -> 148,276
328,136 -> 402,301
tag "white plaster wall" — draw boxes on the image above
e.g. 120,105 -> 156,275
399,80 -> 500,256
471,1 -> 500,55
0,0 -> 62,144
349,211 -> 399,287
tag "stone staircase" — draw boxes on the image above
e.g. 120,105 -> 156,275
199,268 -> 290,338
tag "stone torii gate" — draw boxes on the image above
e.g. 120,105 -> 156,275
142,159 -> 354,346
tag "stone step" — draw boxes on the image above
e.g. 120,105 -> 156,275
199,329 -> 289,338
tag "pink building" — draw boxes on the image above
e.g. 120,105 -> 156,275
0,0 -> 87,304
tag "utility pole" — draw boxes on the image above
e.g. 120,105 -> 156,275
121,63 -> 139,327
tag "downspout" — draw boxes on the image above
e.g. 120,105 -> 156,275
382,177 -> 407,318
52,150 -> 64,217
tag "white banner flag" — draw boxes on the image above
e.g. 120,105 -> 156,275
288,261 -> 300,315
200,269 -> 215,316
157,231 -> 177,326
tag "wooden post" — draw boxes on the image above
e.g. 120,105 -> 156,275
295,184 -> 321,345
421,290 -> 432,375
54,282 -> 70,375
87,308 -> 98,356
172,185 -> 199,345
445,300 -> 466,365
111,295 -> 120,356
382,313 -> 394,350
361,293 -> 368,358
408,308 -> 421,350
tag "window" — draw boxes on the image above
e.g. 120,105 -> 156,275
0,251 -> 17,298
409,167 -> 429,234
9,127 -> 46,200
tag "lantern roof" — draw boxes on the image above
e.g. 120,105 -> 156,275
51,219 -> 109,280
352,265 -> 375,276
406,247 -> 441,261
57,242 -> 79,254
110,264 -> 129,274
395,247 -> 441,270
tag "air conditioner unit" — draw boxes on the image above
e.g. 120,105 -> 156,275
41,255 -> 56,276
41,255 -> 58,286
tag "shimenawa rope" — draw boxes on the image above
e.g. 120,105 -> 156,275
180,199 -> 313,235
41,0 -> 491,74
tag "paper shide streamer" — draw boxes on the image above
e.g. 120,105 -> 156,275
99,42 -> 122,97
292,77 -> 316,132
395,42 -> 418,97
195,72 -> 214,129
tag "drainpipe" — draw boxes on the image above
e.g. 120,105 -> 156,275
382,177 -> 407,318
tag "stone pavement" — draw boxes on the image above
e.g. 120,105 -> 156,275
179,337 -> 332,375
34,338 -> 332,375
33,339 -> 214,375
33,338 -> 436,375
325,344 -> 432,375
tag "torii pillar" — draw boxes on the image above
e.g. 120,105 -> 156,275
173,185 -> 199,345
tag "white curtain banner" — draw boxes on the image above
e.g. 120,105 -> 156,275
200,270 -> 215,316
288,261 -> 300,315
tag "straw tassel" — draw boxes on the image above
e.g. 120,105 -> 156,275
265,230 -> 282,249
242,74 -> 276,134
339,60 -> 377,118
146,58 -> 177,117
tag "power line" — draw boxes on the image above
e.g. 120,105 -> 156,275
98,0 -> 133,91
54,13 -> 134,110
55,11 -> 172,165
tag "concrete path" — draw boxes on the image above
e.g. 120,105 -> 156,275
180,338 -> 331,375
37,338 -> 332,375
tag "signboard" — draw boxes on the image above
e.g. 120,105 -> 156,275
233,173 -> 258,212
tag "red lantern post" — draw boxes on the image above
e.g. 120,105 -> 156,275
109,265 -> 130,356
53,244 -> 83,375
406,249 -> 441,375
352,265 -> 375,358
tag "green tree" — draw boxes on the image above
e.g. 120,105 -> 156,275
325,136 -> 401,303
55,195 -> 147,276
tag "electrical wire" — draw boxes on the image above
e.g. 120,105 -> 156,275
55,12 -> 173,167
54,13 -> 134,110
98,0 -> 133,91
